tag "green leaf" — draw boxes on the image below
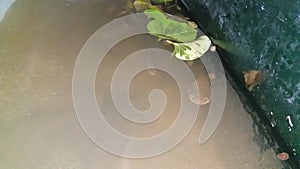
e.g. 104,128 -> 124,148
168,35 -> 212,60
145,9 -> 197,42
144,9 -> 167,20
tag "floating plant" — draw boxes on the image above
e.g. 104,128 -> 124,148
166,36 -> 211,60
144,9 -> 197,42
144,9 -> 211,60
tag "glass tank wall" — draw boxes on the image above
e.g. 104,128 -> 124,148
179,0 -> 300,167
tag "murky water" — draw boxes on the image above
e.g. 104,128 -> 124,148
0,0 -> 284,168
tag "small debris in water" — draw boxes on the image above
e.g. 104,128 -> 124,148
286,115 -> 294,128
189,95 -> 210,105
277,152 -> 289,161
210,45 -> 216,52
208,73 -> 216,80
270,120 -> 276,127
243,70 -> 264,91
65,0 -> 74,7
147,68 -> 157,76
